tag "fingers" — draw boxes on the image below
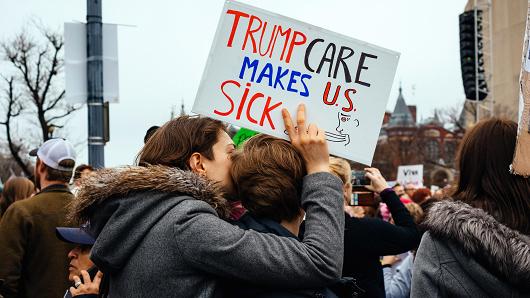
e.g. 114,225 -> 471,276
73,275 -> 81,284
307,123 -> 318,137
80,270 -> 91,284
364,167 -> 380,175
93,271 -> 103,286
296,104 -> 306,137
282,108 -> 296,140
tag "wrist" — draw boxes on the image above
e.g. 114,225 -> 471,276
379,187 -> 394,196
306,164 -> 330,175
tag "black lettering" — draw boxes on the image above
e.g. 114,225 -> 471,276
334,46 -> 354,83
304,38 -> 324,72
317,43 -> 336,78
355,52 -> 378,87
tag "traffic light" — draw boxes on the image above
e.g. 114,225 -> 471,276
459,10 -> 488,101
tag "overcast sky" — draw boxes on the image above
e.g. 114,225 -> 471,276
0,0 -> 467,167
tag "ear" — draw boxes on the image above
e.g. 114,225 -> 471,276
36,159 -> 46,174
188,152 -> 207,176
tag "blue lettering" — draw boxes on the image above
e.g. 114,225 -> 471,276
287,71 -> 301,93
256,62 -> 273,87
239,56 -> 259,81
274,66 -> 289,90
299,74 -> 312,97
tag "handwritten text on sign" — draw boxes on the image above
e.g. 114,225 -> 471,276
193,1 -> 399,164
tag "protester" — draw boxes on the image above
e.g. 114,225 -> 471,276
392,183 -> 405,197
329,157 -> 364,218
404,183 -> 416,199
0,177 -> 34,218
73,165 -> 94,184
68,105 -> 345,297
143,125 -> 160,144
412,118 -> 530,296
71,164 -> 94,195
328,157 -> 421,298
225,134 -> 338,297
410,188 -> 431,204
0,138 -> 77,298
383,202 -> 424,298
56,226 -> 104,298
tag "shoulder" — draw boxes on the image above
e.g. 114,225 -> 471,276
166,195 -> 221,219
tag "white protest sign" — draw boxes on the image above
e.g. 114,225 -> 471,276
193,0 -> 399,164
64,22 -> 120,104
396,165 -> 423,187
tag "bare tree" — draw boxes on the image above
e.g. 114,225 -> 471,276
0,76 -> 32,177
0,24 -> 80,177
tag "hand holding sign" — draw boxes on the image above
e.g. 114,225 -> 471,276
283,104 -> 329,174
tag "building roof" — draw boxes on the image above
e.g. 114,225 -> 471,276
388,86 -> 416,128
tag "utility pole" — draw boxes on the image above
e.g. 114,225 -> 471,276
87,0 -> 105,167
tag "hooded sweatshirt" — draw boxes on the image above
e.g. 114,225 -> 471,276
70,165 -> 344,298
411,200 -> 530,297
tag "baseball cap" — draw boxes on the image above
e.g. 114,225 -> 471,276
56,227 -> 95,245
29,138 -> 76,171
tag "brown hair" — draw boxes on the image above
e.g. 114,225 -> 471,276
45,159 -> 76,182
404,202 -> 424,224
453,118 -> 530,234
137,116 -> 227,169
74,164 -> 94,180
1,177 -> 34,215
231,134 -> 306,222
329,157 -> 352,185
411,188 -> 431,204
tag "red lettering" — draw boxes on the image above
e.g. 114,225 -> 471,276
260,96 -> 282,129
246,92 -> 263,124
285,31 -> 307,63
274,26 -> 291,61
236,83 -> 252,120
215,80 -> 239,116
323,81 -> 340,106
242,15 -> 262,53
343,88 -> 356,112
226,10 -> 250,47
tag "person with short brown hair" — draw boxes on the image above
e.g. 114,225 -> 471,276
227,135 -> 340,296
412,118 -> 530,296
231,134 -> 306,223
0,177 -> 34,218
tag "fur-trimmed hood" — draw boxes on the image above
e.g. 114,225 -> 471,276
70,165 -> 231,223
68,165 -> 232,273
423,200 -> 530,288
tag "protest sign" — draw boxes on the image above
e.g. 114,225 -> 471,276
396,165 -> 423,187
193,0 -> 399,164
511,1 -> 530,176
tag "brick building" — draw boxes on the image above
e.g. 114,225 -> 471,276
372,87 -> 465,187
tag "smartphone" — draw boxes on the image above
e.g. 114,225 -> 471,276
80,266 -> 99,283
351,170 -> 371,186
349,185 -> 379,206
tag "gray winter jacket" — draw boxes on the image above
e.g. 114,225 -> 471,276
411,200 -> 530,297
69,165 -> 344,298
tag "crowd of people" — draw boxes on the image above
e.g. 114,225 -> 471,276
0,104 -> 529,298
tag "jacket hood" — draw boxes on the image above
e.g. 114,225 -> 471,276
423,200 -> 530,288
70,165 -> 231,223
68,165 -> 231,273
